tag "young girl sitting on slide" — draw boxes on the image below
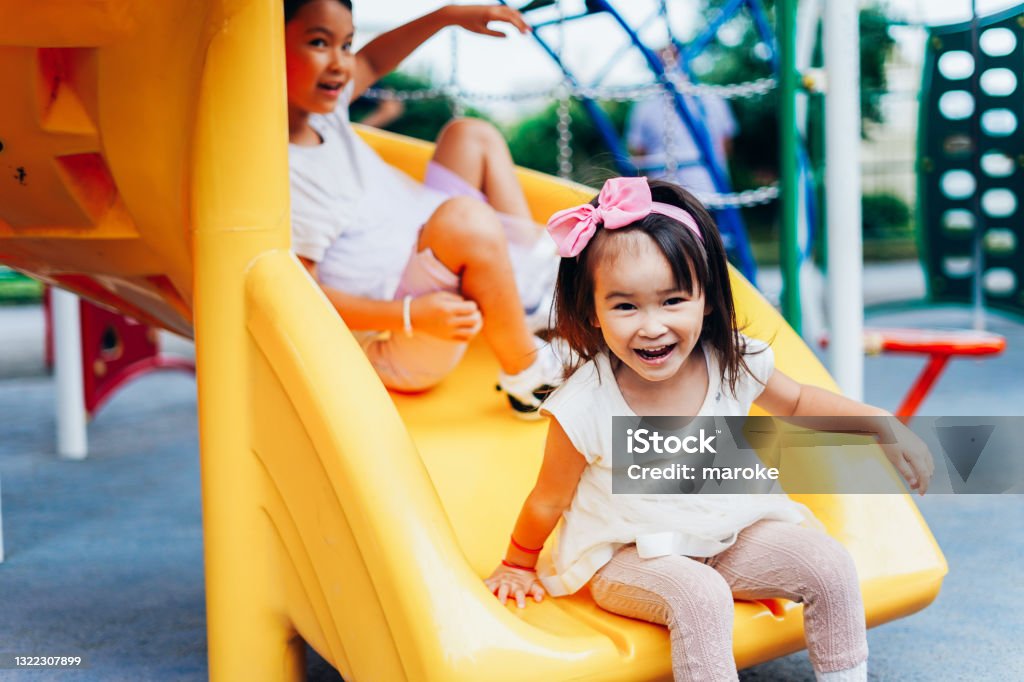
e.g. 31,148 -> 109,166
485,177 -> 935,681
284,0 -> 561,415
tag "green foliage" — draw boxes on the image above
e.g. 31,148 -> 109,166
349,72 -> 491,142
700,2 -> 896,182
505,100 -> 631,184
701,0 -> 895,122
0,268 -> 42,304
690,4 -> 777,188
862,192 -> 911,238
692,0 -> 899,243
859,5 -> 898,127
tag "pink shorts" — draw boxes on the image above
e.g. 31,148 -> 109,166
362,162 -> 557,392
362,245 -> 466,392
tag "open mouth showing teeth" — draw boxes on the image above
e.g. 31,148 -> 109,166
319,83 -> 343,91
635,344 -> 675,360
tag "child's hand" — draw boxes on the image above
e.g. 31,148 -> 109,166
878,420 -> 935,495
444,4 -> 531,38
411,291 -> 483,342
485,564 -> 546,608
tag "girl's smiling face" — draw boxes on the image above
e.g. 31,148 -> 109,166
592,231 -> 709,383
285,0 -> 355,117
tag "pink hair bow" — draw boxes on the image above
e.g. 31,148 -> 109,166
546,177 -> 652,258
546,177 -> 702,257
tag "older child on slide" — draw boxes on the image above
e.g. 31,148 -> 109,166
485,177 -> 935,681
284,0 -> 560,415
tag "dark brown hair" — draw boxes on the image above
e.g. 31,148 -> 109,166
285,0 -> 352,23
552,179 -> 759,395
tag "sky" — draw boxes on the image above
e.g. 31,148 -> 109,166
351,0 -> 1024,121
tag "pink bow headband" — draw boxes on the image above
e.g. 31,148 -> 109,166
545,177 -> 703,258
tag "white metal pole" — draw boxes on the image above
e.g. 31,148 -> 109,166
824,0 -> 864,400
795,0 -> 827,344
53,288 -> 88,459
795,0 -> 822,134
0,475 -> 5,563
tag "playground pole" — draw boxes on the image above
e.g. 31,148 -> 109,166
824,0 -> 864,401
778,0 -> 801,334
969,0 -> 986,331
53,288 -> 88,459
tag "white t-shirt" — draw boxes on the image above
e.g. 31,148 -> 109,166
538,336 -> 812,596
626,92 -> 737,196
288,81 -> 447,300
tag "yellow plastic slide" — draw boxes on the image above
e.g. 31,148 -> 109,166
0,2 -> 945,680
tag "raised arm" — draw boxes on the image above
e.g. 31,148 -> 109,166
485,418 -> 587,607
352,4 -> 529,98
755,369 -> 934,494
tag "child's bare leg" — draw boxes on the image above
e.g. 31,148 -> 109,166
418,197 -> 536,374
431,119 -> 532,221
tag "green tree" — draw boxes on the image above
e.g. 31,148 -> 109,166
692,1 -> 898,241
505,99 -> 631,184
697,2 -> 896,186
349,72 -> 492,142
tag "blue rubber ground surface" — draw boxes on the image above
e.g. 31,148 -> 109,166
1,301 -> 1022,680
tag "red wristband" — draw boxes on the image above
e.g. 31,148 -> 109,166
502,559 -> 536,572
510,535 -> 542,554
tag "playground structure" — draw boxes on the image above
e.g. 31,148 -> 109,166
41,291 -> 193,418
503,0 -> 780,283
369,0 -> 814,289
838,2 -> 1024,420
918,5 -> 1024,319
42,288 -> 195,458
0,1 -> 950,680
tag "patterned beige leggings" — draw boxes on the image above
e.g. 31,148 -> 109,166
590,520 -> 868,681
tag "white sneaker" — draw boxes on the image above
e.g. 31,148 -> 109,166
497,337 -> 566,419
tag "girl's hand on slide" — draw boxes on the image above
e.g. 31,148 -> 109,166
485,564 -> 546,609
879,421 -> 935,495
412,291 -> 483,342
445,5 -> 531,38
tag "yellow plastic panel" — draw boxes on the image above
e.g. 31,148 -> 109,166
0,1 -> 137,47
0,0 -> 211,333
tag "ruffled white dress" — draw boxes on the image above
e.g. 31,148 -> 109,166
538,338 -> 814,596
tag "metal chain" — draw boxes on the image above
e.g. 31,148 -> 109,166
364,77 -> 776,104
556,88 -> 574,179
359,86 -> 781,206
696,183 -> 780,208
665,74 -> 777,100
360,1 -> 780,205
659,0 -> 679,179
554,0 -> 573,179
660,88 -> 679,179
357,79 -> 779,204
448,30 -> 465,119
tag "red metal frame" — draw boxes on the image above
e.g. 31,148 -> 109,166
824,328 -> 1007,419
865,328 -> 1006,418
43,287 -> 195,418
